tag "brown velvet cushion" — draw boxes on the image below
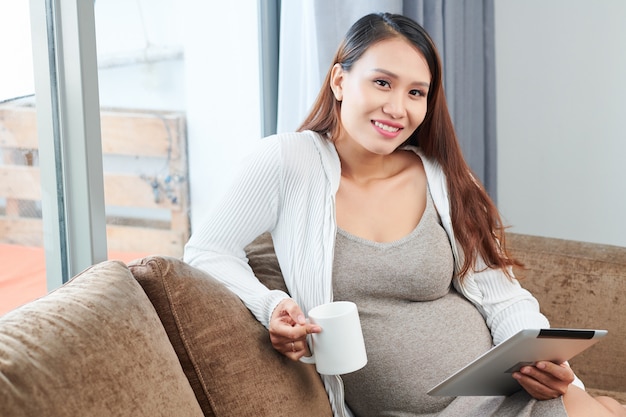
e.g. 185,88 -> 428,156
0,260 -> 203,417
508,233 -> 626,400
245,232 -> 287,292
128,255 -> 332,417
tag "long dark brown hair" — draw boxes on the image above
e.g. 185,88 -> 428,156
298,12 -> 520,280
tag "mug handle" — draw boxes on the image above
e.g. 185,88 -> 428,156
299,354 -> 315,364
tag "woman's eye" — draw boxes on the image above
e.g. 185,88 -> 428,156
375,79 -> 390,88
409,89 -> 426,97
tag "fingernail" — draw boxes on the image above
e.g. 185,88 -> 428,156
297,314 -> 306,324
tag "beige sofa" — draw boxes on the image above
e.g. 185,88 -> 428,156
0,233 -> 624,416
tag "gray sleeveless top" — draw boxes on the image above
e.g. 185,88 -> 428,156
332,190 -> 493,416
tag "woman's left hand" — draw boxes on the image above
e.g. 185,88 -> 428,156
512,361 -> 575,400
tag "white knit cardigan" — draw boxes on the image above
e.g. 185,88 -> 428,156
184,130 -> 552,417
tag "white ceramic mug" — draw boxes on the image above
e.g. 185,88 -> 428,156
299,301 -> 367,375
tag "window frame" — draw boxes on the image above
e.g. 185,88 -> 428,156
30,0 -> 107,290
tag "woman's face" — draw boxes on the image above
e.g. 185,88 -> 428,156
331,37 -> 431,156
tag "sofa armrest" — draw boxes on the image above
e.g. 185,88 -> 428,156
0,261 -> 203,417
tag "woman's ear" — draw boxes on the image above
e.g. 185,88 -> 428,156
330,63 -> 344,102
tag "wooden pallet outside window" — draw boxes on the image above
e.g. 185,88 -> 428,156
0,104 -> 190,258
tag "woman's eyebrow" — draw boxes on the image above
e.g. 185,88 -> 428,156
371,68 -> 430,88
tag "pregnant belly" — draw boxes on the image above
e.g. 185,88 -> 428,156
341,290 -> 493,416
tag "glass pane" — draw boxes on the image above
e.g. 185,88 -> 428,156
0,2 -> 46,315
94,0 -> 189,262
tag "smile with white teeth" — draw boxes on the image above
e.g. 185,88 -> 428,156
373,121 -> 400,133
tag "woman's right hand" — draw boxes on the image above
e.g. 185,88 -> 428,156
513,361 -> 574,400
269,298 -> 321,361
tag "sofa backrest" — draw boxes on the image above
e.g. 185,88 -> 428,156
0,260 -> 203,417
508,233 -> 626,394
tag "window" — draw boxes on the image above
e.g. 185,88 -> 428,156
0,0 -> 262,316
94,0 -> 190,262
0,1 -> 46,314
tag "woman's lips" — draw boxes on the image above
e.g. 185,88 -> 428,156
372,120 -> 403,138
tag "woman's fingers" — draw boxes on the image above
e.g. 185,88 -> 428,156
513,361 -> 574,400
269,298 -> 321,360
281,339 -> 310,361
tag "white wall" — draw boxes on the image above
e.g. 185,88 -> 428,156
495,0 -> 626,247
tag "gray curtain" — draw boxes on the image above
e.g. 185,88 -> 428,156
273,0 -> 497,199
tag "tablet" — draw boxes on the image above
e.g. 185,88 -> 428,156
427,328 -> 608,397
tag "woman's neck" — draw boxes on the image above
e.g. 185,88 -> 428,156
334,138 -> 402,184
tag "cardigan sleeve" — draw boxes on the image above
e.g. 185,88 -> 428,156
183,137 -> 290,328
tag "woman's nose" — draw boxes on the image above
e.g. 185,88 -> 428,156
382,94 -> 407,119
